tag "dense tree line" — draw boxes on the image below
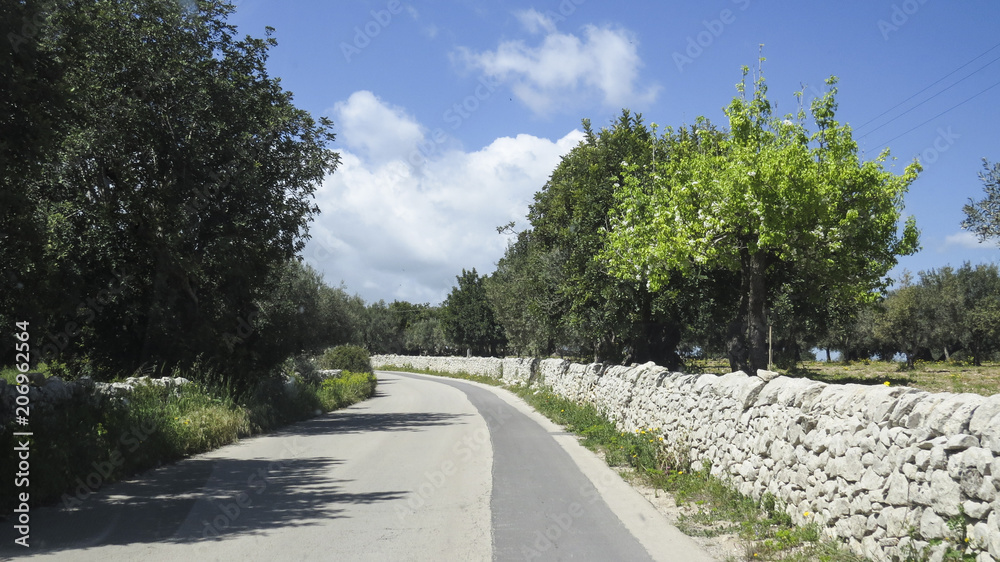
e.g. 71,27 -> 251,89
5,6 -> 995,384
465,65 -> 999,373
853,264 -> 1000,368
1,0 -> 347,390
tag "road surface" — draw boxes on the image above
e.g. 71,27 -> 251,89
2,371 -> 714,561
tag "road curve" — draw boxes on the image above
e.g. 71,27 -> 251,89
1,371 -> 714,561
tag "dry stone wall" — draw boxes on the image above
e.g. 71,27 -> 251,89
372,354 -> 1000,561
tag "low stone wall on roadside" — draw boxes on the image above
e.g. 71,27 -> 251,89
372,354 -> 1000,562
0,375 -> 193,430
372,354 -> 539,385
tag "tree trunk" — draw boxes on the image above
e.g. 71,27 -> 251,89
727,254 -> 751,374
744,249 -> 770,375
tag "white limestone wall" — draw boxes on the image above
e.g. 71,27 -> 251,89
373,355 -> 1000,561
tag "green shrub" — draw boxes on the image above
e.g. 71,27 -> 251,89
317,371 -> 378,411
317,345 -> 372,373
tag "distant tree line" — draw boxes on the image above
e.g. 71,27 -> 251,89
422,67 -> 1000,373
6,6 -> 996,386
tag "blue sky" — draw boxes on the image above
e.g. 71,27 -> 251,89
227,0 -> 1000,305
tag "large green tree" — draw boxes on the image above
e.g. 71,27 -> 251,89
604,66 -> 920,375
486,230 -> 569,357
441,268 -> 505,356
955,263 -> 1000,366
491,111 -> 728,367
1,0 -> 339,386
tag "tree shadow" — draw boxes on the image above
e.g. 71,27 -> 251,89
782,365 -> 913,387
1,409 -> 470,557
271,410 -> 471,437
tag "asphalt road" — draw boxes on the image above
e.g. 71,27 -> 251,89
2,371 -> 714,561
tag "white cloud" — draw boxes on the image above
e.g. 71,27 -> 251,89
303,92 -> 584,304
455,11 -> 659,115
331,91 -> 424,166
515,8 -> 557,35
943,231 -> 996,249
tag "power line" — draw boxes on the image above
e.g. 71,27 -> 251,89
859,53 -> 1000,139
855,40 -> 1000,133
872,77 -> 1000,148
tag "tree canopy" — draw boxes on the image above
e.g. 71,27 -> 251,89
603,64 -> 920,374
962,159 -> 1000,245
1,0 -> 339,387
441,269 -> 505,356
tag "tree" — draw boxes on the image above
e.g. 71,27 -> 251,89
404,315 -> 448,356
441,269 -> 505,356
1,1 -> 339,388
493,110 -> 721,367
486,230 -> 571,357
956,263 -> 1000,366
961,159 -> 1000,245
604,64 -> 920,375
874,273 -> 930,369
356,300 -> 403,354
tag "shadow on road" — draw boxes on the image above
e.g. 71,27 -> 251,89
0,409 -> 473,557
286,411 -> 472,436
2,451 -> 407,556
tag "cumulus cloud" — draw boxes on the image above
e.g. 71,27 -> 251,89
302,91 -> 584,304
454,9 -> 659,114
332,91 -> 425,165
943,231 -> 996,249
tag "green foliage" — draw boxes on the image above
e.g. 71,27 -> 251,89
604,63 -> 920,374
317,371 -> 378,411
486,232 -> 570,357
0,0 -> 339,392
0,372 -> 250,511
873,263 -> 1000,367
441,268 -> 505,355
875,272 -> 931,369
961,159 -> 1000,244
317,345 -> 373,373
488,110 -> 736,366
403,314 -> 448,356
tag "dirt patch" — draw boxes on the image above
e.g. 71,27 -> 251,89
592,448 -> 745,561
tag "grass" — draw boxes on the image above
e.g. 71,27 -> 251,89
684,358 -> 1000,397
1,362 -> 378,514
317,371 -> 379,411
511,386 -> 866,562
379,363 -> 865,561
